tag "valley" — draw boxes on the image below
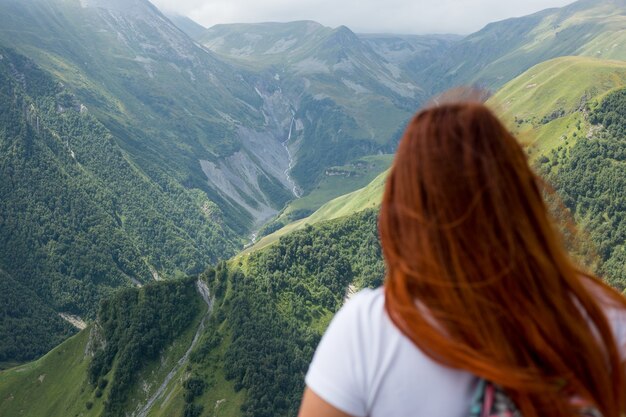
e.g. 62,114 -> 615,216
0,0 -> 626,416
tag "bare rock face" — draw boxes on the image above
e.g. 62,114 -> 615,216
199,83 -> 302,228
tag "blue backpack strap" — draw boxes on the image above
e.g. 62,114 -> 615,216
469,379 -> 486,417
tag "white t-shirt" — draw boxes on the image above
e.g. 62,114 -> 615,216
305,287 -> 626,417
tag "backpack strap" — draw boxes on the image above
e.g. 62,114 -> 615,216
469,380 -> 603,417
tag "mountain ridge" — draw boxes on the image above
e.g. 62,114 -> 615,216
417,0 -> 626,92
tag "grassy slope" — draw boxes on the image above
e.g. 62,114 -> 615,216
263,155 -> 392,228
0,289 -> 205,417
0,329 -> 100,417
241,169 -> 387,255
289,155 -> 392,211
489,56 -> 626,155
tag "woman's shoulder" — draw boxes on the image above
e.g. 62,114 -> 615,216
342,287 -> 385,314
335,287 -> 388,335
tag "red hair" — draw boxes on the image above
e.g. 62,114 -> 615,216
380,102 -> 626,417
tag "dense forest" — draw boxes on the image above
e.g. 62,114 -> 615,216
88,278 -> 202,416
189,210 -> 383,417
0,269 -> 75,363
542,88 -> 626,289
0,48 -> 236,360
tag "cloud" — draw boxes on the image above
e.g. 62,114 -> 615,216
151,0 -> 576,34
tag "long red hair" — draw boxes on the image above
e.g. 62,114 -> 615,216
380,101 -> 626,417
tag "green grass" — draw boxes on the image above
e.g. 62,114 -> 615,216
281,154 -> 392,216
241,169 -> 388,256
188,330 -> 246,417
489,56 -> 626,155
0,328 -> 101,417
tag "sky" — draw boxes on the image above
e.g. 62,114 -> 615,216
150,0 -> 576,35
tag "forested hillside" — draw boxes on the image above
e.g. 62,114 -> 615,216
0,47 -> 234,360
0,210 -> 382,417
0,269 -> 74,365
542,88 -> 626,289
0,278 -> 204,417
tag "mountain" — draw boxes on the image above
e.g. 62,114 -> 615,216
418,0 -> 626,93
0,0 -> 302,232
0,0 -> 423,363
0,45 -> 237,360
197,21 -> 427,190
166,13 -> 208,39
359,33 -> 462,82
2,0 -> 626,415
2,55 -> 626,417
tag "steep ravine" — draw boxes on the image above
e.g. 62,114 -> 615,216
200,82 -> 303,234
135,280 -> 213,417
283,114 -> 302,198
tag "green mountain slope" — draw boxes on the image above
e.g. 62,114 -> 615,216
244,169 -> 388,255
0,0 -> 302,231
0,46 -> 235,360
540,87 -> 626,289
0,269 -> 75,365
0,278 -> 205,417
489,56 -> 626,155
420,0 -> 626,93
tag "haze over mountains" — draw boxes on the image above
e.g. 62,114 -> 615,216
0,0 -> 625,416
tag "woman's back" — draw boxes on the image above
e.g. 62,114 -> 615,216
305,287 -> 626,417
306,288 -> 475,417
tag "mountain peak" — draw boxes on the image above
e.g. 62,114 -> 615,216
80,0 -> 159,16
330,25 -> 360,44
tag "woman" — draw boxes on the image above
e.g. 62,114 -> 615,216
298,100 -> 626,417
